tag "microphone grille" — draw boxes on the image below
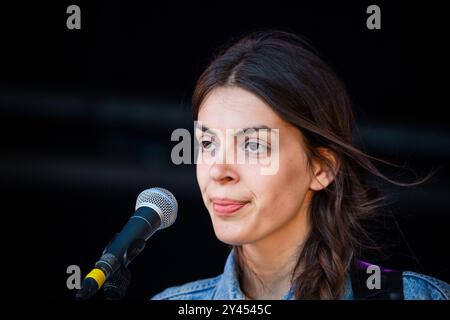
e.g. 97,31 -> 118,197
135,187 -> 178,229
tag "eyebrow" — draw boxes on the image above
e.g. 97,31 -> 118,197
195,124 -> 272,136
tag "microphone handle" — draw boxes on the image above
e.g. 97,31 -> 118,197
76,206 -> 161,300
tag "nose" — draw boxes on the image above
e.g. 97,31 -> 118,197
209,163 -> 240,184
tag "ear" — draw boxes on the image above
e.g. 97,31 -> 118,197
309,148 -> 340,191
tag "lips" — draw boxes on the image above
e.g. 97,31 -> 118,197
211,198 -> 249,215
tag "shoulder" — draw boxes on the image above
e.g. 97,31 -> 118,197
151,275 -> 222,300
402,271 -> 450,300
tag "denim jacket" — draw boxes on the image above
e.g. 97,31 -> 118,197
151,249 -> 450,300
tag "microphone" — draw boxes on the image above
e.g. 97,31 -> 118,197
76,187 -> 178,300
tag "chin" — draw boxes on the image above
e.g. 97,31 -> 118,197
213,228 -> 249,246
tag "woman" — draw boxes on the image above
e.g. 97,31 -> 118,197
152,30 -> 450,300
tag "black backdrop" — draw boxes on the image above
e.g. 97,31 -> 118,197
0,1 -> 449,300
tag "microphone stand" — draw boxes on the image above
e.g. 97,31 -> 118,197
103,265 -> 132,300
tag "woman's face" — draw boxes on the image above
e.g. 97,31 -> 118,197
196,86 -> 316,246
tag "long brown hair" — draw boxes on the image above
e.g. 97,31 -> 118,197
192,30 -> 433,299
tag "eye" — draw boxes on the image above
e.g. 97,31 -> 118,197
199,136 -> 217,152
244,139 -> 269,155
201,140 -> 212,149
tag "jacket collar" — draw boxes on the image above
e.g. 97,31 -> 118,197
214,248 -> 354,300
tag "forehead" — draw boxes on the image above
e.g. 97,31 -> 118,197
197,86 -> 286,130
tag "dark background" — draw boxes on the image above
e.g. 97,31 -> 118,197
0,1 -> 449,300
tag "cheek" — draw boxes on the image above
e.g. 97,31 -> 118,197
277,140 -> 311,190
196,163 -> 208,191
252,154 -> 310,213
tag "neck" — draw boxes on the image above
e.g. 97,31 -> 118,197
239,191 -> 312,300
